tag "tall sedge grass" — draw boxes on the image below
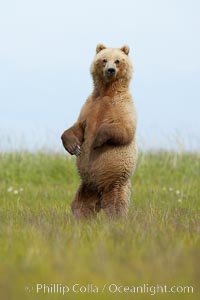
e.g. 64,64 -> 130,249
0,152 -> 199,300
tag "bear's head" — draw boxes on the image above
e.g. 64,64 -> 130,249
90,44 -> 133,88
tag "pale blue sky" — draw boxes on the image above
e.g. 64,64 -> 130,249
0,0 -> 200,151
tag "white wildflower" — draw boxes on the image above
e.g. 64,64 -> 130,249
169,187 -> 173,192
13,190 -> 19,195
176,190 -> 180,195
19,188 -> 24,192
7,187 -> 13,192
177,198 -> 182,203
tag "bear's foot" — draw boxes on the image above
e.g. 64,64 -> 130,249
101,180 -> 131,218
71,184 -> 101,219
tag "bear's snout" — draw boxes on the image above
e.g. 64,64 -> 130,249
106,67 -> 116,77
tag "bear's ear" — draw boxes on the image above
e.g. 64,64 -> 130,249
120,45 -> 130,55
96,44 -> 106,54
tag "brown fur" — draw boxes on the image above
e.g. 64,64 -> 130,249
61,44 -> 137,218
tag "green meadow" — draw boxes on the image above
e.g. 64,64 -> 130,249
0,151 -> 199,300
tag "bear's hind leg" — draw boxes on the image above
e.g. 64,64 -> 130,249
71,183 -> 101,219
101,180 -> 131,218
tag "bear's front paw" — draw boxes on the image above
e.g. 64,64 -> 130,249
63,141 -> 81,156
61,133 -> 81,156
70,144 -> 81,156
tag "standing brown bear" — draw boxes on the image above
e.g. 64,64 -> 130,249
61,44 -> 137,218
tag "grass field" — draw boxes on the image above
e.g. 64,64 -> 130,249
0,151 -> 199,300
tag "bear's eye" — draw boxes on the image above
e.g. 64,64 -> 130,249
102,59 -> 107,64
115,60 -> 120,65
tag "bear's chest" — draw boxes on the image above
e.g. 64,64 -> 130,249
83,97 -> 116,137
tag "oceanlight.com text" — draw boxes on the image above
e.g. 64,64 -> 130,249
25,283 -> 194,296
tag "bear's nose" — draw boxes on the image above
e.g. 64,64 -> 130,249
106,68 -> 116,76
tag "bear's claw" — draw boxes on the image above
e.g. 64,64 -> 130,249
74,145 -> 81,156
